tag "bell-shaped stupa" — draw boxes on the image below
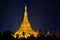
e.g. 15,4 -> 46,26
14,5 -> 38,39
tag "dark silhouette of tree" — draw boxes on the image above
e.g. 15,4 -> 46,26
1,31 -> 14,40
0,31 -> 60,40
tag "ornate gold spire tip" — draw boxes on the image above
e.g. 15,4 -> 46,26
25,5 -> 27,9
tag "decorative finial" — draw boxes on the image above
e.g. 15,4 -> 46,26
25,4 -> 27,9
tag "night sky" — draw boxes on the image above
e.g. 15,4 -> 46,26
0,0 -> 60,33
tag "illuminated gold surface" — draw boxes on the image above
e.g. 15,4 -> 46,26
14,5 -> 38,39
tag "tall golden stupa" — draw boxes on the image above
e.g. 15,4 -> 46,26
14,5 -> 38,39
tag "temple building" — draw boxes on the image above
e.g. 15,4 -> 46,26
13,5 -> 38,39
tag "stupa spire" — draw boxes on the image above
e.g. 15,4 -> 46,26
23,5 -> 28,22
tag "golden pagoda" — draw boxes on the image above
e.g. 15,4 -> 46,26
13,5 -> 38,39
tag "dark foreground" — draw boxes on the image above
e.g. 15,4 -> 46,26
0,31 -> 60,40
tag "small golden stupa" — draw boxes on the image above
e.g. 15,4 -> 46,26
13,5 -> 38,39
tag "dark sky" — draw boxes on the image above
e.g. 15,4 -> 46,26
0,0 -> 60,33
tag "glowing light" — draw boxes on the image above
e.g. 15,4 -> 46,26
13,5 -> 38,39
